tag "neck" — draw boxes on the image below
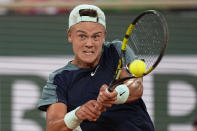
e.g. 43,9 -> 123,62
72,55 -> 101,68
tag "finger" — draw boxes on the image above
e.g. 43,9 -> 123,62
94,101 -> 107,112
97,94 -> 115,107
94,101 -> 103,111
81,109 -> 97,121
83,107 -> 100,121
98,85 -> 112,100
100,84 -> 108,92
98,91 -> 111,103
99,93 -> 117,104
111,90 -> 118,98
104,89 -> 118,99
88,101 -> 102,117
97,92 -> 111,106
97,95 -> 104,103
102,102 -> 113,107
101,84 -> 117,97
100,99 -> 114,107
81,101 -> 101,121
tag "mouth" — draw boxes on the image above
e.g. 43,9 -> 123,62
83,51 -> 94,55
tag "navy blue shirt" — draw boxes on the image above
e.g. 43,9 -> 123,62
38,41 -> 154,131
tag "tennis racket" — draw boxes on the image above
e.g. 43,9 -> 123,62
108,10 -> 168,92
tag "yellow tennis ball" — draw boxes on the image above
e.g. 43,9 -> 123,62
129,60 -> 146,77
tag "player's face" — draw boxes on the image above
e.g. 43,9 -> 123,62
68,22 -> 106,68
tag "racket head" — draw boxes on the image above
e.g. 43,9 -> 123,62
128,10 -> 168,75
109,10 -> 168,89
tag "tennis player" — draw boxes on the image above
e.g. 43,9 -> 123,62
38,4 -> 154,131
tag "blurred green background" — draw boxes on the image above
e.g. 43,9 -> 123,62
1,11 -> 197,56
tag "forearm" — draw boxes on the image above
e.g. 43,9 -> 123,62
118,70 -> 143,103
125,79 -> 143,103
126,92 -> 142,103
47,118 -> 71,131
46,103 -> 81,131
113,79 -> 143,104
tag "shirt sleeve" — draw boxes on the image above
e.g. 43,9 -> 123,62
37,71 -> 68,111
111,40 -> 137,63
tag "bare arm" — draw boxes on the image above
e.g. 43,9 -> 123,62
46,100 -> 103,131
125,78 -> 143,102
46,103 -> 70,131
97,68 -> 143,107
120,69 -> 143,103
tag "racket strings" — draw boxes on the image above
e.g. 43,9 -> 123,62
128,13 -> 165,71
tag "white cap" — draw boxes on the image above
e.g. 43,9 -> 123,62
68,4 -> 106,29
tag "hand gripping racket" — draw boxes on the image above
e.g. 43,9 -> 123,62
108,10 -> 168,92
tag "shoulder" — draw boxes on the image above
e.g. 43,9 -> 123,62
38,62 -> 79,111
103,40 -> 122,56
48,61 -> 79,83
104,40 -> 122,49
104,40 -> 137,63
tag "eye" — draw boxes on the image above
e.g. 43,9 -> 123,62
79,34 -> 86,40
93,35 -> 100,41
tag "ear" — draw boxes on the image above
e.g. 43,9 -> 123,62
67,29 -> 72,43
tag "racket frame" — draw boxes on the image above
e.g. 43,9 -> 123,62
108,10 -> 168,91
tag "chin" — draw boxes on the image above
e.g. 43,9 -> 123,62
83,59 -> 95,64
83,58 -> 98,66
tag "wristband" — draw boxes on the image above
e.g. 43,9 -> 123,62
114,84 -> 130,104
64,106 -> 82,129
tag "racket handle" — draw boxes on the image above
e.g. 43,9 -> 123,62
107,81 -> 115,92
107,87 -> 113,92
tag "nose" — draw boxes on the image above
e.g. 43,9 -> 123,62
85,38 -> 93,48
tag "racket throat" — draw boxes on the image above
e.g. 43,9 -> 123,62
115,69 -> 122,80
